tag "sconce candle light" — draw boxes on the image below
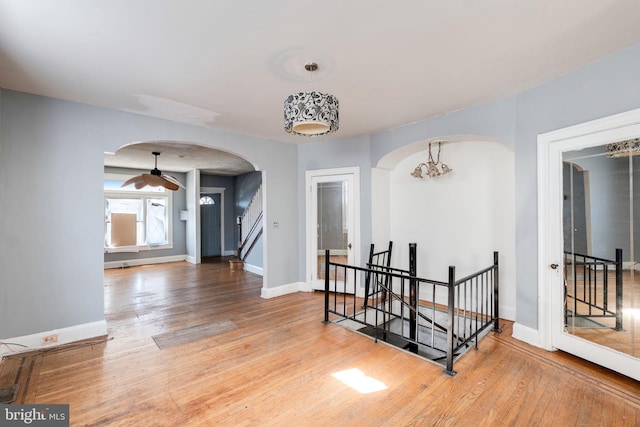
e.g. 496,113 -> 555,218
411,141 -> 452,179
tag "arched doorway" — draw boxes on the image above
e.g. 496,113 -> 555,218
103,140 -> 261,268
374,137 -> 516,319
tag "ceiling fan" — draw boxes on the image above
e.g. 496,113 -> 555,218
121,151 -> 185,191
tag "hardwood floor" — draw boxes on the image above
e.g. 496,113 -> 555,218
567,270 -> 639,357
1,259 -> 639,426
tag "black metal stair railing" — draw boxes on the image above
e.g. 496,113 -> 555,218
564,249 -> 623,331
322,243 -> 501,375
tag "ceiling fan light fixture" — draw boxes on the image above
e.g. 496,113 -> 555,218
121,151 -> 184,191
284,63 -> 339,137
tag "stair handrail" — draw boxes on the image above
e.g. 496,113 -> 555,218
238,210 -> 263,260
238,184 -> 263,261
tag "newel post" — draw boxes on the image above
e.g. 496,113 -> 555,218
493,251 -> 501,333
323,249 -> 330,324
444,265 -> 457,376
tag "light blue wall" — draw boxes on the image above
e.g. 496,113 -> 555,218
235,171 -> 262,216
0,92 -> 106,337
0,89 -> 298,339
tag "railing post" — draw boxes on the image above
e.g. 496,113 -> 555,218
383,241 -> 393,306
323,249 -> 330,324
364,243 -> 375,309
409,243 -> 417,344
444,265 -> 457,376
615,248 -> 623,331
493,251 -> 501,333
237,216 -> 242,259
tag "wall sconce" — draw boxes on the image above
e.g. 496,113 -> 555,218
410,142 -> 452,179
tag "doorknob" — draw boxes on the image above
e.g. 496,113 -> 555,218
550,263 -> 559,270
348,243 -> 352,249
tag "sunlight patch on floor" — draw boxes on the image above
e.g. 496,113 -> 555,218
331,368 -> 387,394
623,308 -> 640,319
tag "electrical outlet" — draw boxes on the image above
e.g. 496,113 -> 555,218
41,334 -> 58,344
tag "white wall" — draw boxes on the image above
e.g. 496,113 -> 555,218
386,140 -> 516,320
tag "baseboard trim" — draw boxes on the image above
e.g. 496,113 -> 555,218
0,320 -> 108,357
261,282 -> 306,299
512,322 -> 543,349
298,282 -> 314,293
243,263 -> 263,276
185,255 -> 199,265
104,255 -> 187,269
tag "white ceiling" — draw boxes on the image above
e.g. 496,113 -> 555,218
104,142 -> 255,175
2,1 -> 640,172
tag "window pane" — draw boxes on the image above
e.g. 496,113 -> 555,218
200,195 -> 215,205
105,199 -> 143,247
146,199 -> 167,246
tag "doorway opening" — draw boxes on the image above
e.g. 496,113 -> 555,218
305,167 -> 360,294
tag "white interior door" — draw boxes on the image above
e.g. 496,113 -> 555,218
538,109 -> 640,381
306,168 -> 360,293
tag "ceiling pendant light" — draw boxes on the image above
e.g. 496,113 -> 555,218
410,142 -> 453,179
284,62 -> 339,136
121,151 -> 184,191
606,137 -> 640,157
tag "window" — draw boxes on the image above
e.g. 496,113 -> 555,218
200,195 -> 215,205
104,174 -> 173,252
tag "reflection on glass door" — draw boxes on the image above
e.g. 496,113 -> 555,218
563,142 -> 639,358
309,173 -> 355,292
317,181 -> 349,281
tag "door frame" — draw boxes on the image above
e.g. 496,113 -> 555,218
537,107 -> 640,380
200,193 -> 222,257
200,186 -> 226,256
303,167 -> 361,294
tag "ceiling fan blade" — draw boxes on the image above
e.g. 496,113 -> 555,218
122,175 -> 146,188
140,174 -> 179,191
162,174 -> 185,189
142,173 -> 167,187
160,178 -> 179,191
134,180 -> 148,189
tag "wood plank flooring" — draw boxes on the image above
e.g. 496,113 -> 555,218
1,258 -> 639,426
567,269 -> 639,357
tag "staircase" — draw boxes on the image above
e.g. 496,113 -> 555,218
237,184 -> 263,262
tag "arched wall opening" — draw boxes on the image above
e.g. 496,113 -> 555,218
373,137 -> 516,320
103,140 -> 264,276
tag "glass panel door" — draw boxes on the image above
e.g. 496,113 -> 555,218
310,174 -> 355,292
563,143 -> 638,358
